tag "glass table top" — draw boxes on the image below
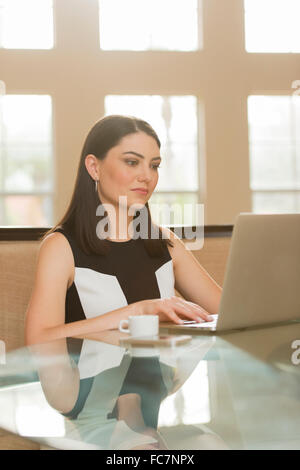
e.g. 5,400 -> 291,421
0,322 -> 300,450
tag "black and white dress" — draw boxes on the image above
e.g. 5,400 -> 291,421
54,228 -> 175,326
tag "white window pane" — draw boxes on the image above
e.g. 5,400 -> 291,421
295,95 -> 300,142
249,144 -> 296,190
0,0 -> 54,49
104,95 -> 198,192
1,95 -> 52,143
248,95 -> 300,213
0,95 -> 54,226
248,96 -> 292,142
4,145 -> 53,192
0,195 -> 53,226
252,192 -> 300,214
248,96 -> 300,191
99,0 -> 199,51
167,96 -> 198,143
244,0 -> 300,53
161,142 -> 198,191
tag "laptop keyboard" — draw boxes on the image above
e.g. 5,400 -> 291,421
182,314 -> 219,328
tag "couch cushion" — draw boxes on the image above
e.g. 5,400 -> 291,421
0,241 -> 40,352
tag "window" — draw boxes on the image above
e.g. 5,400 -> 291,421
0,0 -> 54,49
248,95 -> 300,213
99,0 -> 200,51
105,95 -> 199,225
0,95 -> 54,225
244,0 -> 300,53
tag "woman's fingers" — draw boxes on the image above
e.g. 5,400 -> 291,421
185,301 -> 213,322
170,297 -> 213,322
159,308 -> 185,325
152,297 -> 213,324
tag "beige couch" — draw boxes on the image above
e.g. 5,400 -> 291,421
0,240 -> 41,449
0,229 -> 232,450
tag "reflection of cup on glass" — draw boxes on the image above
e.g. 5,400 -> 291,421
119,315 -> 159,338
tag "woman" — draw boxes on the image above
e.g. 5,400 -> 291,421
25,114 -> 222,345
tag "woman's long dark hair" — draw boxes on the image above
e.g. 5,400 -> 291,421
42,114 -> 173,257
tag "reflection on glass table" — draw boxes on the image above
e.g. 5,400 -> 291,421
0,324 -> 300,450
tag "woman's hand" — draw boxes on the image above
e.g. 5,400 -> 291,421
139,296 -> 214,325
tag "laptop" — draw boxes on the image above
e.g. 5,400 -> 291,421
162,213 -> 300,334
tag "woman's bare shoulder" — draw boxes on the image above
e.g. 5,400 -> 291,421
40,231 -> 71,253
38,232 -> 75,286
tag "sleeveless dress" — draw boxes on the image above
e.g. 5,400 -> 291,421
54,228 -> 175,326
52,228 -> 176,449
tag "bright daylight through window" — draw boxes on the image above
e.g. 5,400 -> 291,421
248,95 -> 300,213
99,0 -> 200,51
244,0 -> 300,53
0,0 -> 53,49
0,95 -> 53,225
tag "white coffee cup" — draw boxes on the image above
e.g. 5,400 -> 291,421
119,315 -> 159,337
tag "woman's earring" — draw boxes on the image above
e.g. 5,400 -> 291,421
95,179 -> 98,192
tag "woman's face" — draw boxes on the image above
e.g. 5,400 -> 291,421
88,131 -> 161,211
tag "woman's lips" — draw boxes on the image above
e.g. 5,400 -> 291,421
131,189 -> 148,195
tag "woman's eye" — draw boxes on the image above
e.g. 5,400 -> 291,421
125,160 -> 161,169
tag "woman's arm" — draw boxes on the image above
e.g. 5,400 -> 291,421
164,228 -> 222,315
30,339 -> 80,414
